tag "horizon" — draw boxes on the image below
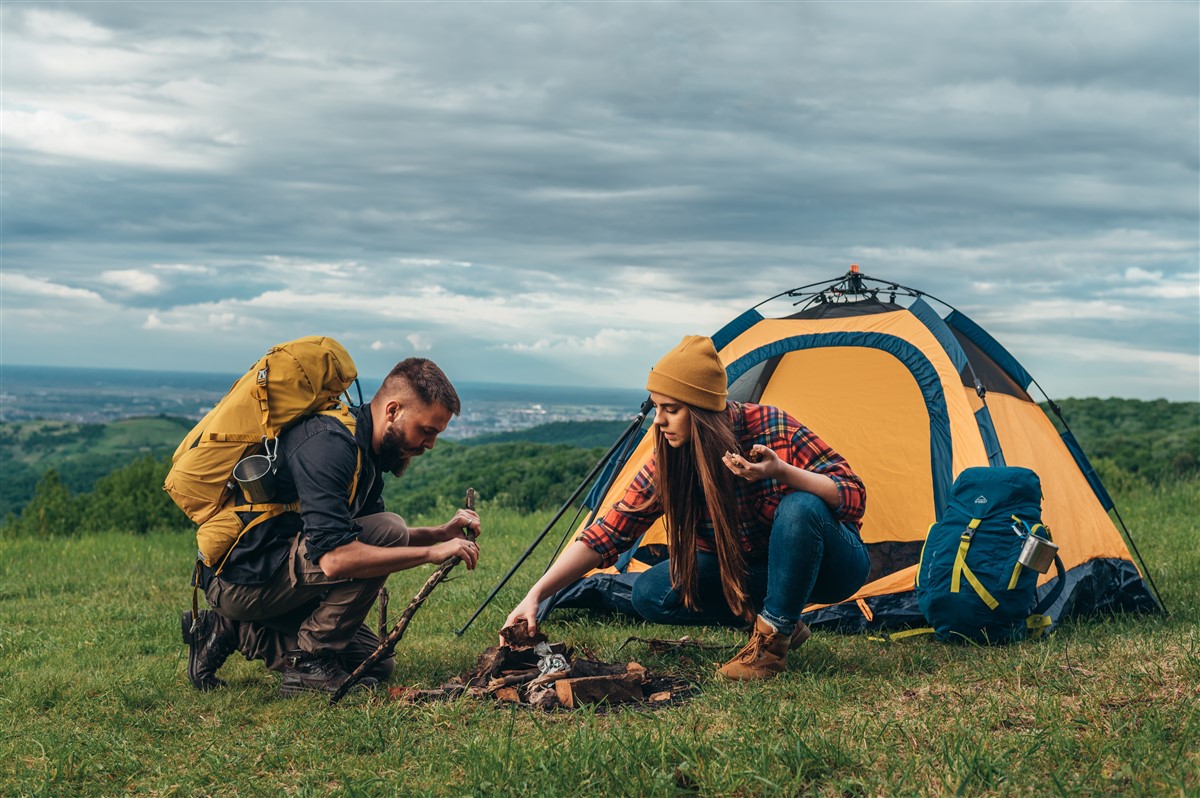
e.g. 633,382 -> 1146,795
0,360 -> 1193,405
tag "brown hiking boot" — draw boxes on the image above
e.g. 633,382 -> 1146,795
181,610 -> 238,691
280,650 -> 378,697
717,615 -> 811,681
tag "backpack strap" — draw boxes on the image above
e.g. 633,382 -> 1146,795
950,518 -> 999,610
213,501 -> 303,576
1025,554 -> 1067,639
316,404 -> 363,509
868,627 -> 936,643
348,446 -> 362,508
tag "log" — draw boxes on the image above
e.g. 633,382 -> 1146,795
570,659 -> 630,678
499,618 -> 546,648
554,674 -> 645,709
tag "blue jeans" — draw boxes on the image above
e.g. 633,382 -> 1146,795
630,492 -> 870,630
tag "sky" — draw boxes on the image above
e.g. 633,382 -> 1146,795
2,1 -> 1198,401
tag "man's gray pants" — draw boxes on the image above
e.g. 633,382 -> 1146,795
205,512 -> 409,676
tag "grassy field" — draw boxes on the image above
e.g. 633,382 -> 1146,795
0,481 -> 1196,797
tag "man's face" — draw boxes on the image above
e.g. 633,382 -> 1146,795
378,398 -> 453,477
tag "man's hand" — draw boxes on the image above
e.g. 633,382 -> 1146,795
428,536 -> 480,570
722,444 -> 781,482
440,508 -> 482,541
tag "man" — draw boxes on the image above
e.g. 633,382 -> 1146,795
182,358 -> 481,696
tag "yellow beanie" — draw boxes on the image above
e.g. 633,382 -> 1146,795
646,335 -> 728,411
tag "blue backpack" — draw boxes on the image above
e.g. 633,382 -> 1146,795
916,466 -> 1065,644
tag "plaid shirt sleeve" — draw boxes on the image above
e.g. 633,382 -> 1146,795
744,404 -> 867,528
577,459 -> 662,568
788,421 -> 866,527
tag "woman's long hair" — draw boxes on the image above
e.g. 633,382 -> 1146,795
649,405 -> 752,621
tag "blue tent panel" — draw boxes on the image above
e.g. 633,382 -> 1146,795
712,308 -> 765,352
974,406 -> 1006,466
1061,429 -> 1116,511
944,310 -> 1033,390
582,425 -> 647,511
909,297 -> 969,375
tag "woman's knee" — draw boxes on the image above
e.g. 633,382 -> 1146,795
630,566 -> 675,620
773,491 -> 834,540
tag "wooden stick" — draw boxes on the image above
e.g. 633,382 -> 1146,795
376,587 -> 389,641
485,668 -> 541,693
331,487 -> 477,705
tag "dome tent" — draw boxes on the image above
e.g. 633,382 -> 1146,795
458,268 -> 1162,636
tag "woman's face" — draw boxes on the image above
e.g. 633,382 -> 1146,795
650,391 -> 692,447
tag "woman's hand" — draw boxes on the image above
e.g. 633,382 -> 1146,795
501,594 -> 542,643
496,540 -> 603,644
722,444 -> 781,482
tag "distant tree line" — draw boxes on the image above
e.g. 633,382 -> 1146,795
382,440 -> 607,517
463,420 -> 630,449
2,398 -> 1196,537
1,442 -> 609,537
1045,398 -> 1199,487
2,455 -> 187,537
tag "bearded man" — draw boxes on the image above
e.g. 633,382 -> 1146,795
182,358 -> 481,695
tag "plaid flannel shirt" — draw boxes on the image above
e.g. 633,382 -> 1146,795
579,402 -> 867,568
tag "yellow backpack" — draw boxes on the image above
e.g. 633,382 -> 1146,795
164,336 -> 361,572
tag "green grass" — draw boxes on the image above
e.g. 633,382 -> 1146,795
1,483 -> 1197,796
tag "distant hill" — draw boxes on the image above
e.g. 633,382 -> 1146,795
1043,398 -> 1199,484
3,400 -> 1196,525
462,420 -> 631,448
0,415 -> 192,519
382,439 -> 608,517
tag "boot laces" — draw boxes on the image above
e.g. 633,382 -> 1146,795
736,631 -> 769,663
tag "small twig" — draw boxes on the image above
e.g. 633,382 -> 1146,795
331,488 -> 477,705
485,669 -> 541,692
618,635 -> 735,653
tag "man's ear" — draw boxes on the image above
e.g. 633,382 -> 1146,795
386,399 -> 403,420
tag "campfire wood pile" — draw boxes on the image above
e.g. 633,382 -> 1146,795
388,620 -> 697,711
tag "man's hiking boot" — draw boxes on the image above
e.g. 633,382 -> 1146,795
339,653 -> 394,684
181,610 -> 238,691
280,650 -> 378,697
717,615 -> 811,681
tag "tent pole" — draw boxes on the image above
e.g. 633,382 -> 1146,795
536,419 -> 646,577
454,397 -> 653,636
1109,503 -> 1168,614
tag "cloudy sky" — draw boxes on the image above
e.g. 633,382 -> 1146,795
3,1 -> 1197,400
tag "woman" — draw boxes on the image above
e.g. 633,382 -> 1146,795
504,335 -> 869,680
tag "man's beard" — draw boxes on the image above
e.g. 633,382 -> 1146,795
378,424 -> 414,477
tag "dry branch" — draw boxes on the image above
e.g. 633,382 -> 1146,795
330,487 -> 477,705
